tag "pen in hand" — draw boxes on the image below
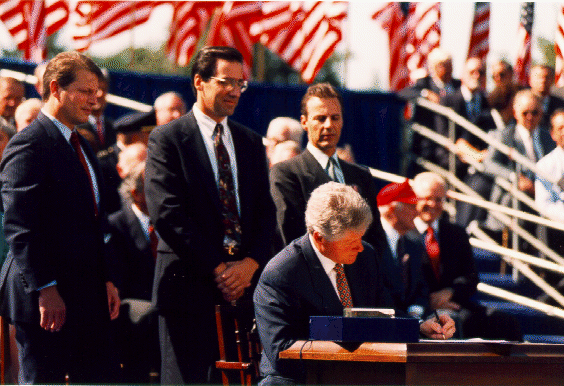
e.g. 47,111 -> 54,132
434,310 -> 446,340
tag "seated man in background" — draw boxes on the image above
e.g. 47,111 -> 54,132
377,179 -> 429,319
254,182 -> 455,385
265,116 -> 303,164
411,172 -> 522,341
14,98 -> 43,132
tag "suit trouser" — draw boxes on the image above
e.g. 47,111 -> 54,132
15,320 -> 117,384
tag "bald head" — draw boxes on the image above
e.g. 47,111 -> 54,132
154,92 -> 186,126
0,77 -> 25,121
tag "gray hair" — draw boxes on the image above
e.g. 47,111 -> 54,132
266,116 -> 303,145
412,172 -> 445,196
119,161 -> 145,202
305,182 -> 372,241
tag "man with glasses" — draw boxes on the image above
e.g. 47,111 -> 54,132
483,89 -> 556,239
145,46 -> 276,384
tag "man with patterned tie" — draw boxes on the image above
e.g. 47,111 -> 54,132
145,46 -> 276,384
270,82 -> 385,254
0,51 -> 121,384
412,172 -> 522,341
254,182 -> 455,386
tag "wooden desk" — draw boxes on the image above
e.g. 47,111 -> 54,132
279,340 -> 564,385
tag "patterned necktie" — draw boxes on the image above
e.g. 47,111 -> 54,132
96,117 -> 105,146
334,264 -> 353,308
148,224 -> 158,261
70,131 -> 98,217
214,123 -> 242,247
425,226 -> 441,280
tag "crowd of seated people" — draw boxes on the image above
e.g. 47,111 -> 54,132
1,45 -> 563,385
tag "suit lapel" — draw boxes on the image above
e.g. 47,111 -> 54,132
124,205 -> 151,252
301,150 -> 332,188
298,235 -> 343,313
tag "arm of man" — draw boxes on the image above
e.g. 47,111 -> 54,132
535,174 -> 564,222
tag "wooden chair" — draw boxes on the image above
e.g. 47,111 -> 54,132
215,303 -> 261,386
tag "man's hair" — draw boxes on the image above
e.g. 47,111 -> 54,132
42,51 -> 103,101
513,88 -> 541,110
305,181 -> 372,241
496,59 -> 513,75
190,46 -> 243,96
119,161 -> 146,203
412,172 -> 446,197
300,82 -> 343,117
154,91 -> 186,110
427,48 -> 452,69
488,86 -> 516,111
266,117 -> 303,144
550,108 -> 564,130
0,76 -> 24,91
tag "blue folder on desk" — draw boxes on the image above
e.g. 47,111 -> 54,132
309,316 -> 420,343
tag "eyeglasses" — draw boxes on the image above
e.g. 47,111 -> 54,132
210,77 -> 248,92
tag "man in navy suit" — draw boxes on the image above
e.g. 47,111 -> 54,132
270,83 -> 385,254
0,51 -> 120,384
376,180 -> 429,318
254,182 -> 455,385
145,46 -> 276,384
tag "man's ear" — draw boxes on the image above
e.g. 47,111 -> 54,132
194,74 -> 204,92
300,115 -> 308,131
49,80 -> 60,100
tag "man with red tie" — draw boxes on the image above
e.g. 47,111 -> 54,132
254,182 -> 455,386
412,172 -> 522,341
0,51 -> 120,384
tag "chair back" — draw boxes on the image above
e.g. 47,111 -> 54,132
215,302 -> 261,386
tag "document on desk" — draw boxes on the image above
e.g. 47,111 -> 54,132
343,307 -> 395,318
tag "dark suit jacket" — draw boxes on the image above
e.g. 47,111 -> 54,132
541,94 -> 564,128
419,218 -> 478,309
435,89 -> 491,178
0,112 -> 110,327
79,116 -> 116,151
253,234 -> 395,383
97,144 -> 122,215
107,205 -> 155,301
270,149 -> 385,252
380,234 -> 428,314
145,109 -> 275,344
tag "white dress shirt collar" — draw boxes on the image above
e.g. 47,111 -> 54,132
309,233 -> 341,297
414,217 -> 438,234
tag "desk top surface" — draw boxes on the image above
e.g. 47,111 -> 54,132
279,340 -> 564,364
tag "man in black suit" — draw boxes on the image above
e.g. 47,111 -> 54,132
529,64 -> 564,128
0,51 -> 121,384
78,68 -> 116,152
270,83 -> 385,253
145,46 -> 276,384
254,182 -> 455,385
398,48 -> 461,177
411,172 -> 522,341
376,180 -> 429,318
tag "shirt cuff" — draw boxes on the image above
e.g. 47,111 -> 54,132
37,281 -> 57,291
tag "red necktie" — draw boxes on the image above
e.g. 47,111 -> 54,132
148,224 -> 158,261
70,131 -> 98,217
425,227 -> 441,280
95,117 -> 105,146
334,264 -> 353,308
214,123 -> 242,249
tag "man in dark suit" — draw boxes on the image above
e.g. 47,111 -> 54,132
0,51 -> 121,384
270,83 -> 385,254
376,180 -> 429,318
529,64 -> 564,128
78,68 -> 116,152
145,46 -> 276,384
254,182 -> 455,385
398,48 -> 461,177
411,172 -> 522,341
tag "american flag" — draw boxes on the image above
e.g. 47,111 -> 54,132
555,5 -> 564,87
70,1 -> 162,52
166,2 -> 220,67
467,2 -> 489,61
405,2 -> 441,81
372,2 -> 410,91
0,0 -> 68,62
514,2 -> 534,86
206,1 -> 264,79
250,1 -> 348,84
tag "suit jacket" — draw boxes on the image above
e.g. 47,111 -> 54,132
419,217 -> 478,309
270,149 -> 385,252
145,109 -> 276,313
97,144 -> 122,215
380,234 -> 428,314
78,116 -> 116,151
541,94 -> 564,128
0,112 -> 110,327
253,234 -> 395,383
107,205 -> 155,301
435,89 -> 491,178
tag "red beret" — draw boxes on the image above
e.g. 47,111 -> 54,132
377,179 -> 418,206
